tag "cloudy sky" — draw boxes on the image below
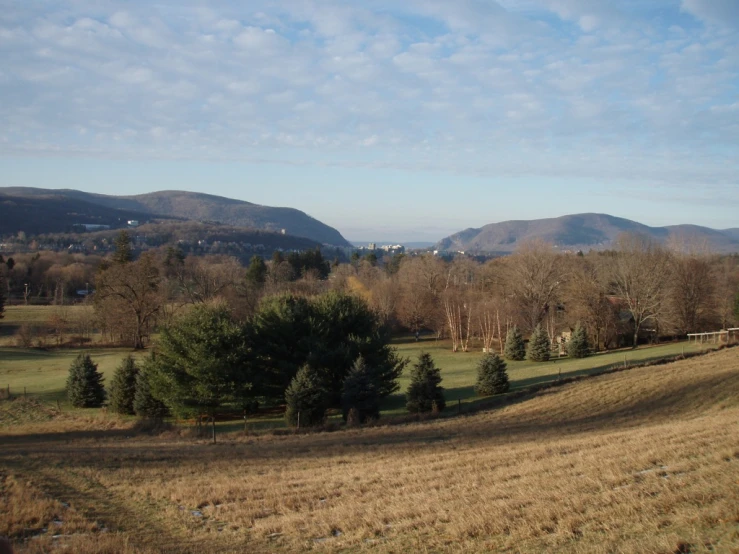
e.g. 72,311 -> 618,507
1,0 -> 737,242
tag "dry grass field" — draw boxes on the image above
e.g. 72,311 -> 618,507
1,347 -> 738,553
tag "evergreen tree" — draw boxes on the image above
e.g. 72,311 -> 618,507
112,231 -> 134,264
250,291 -> 405,406
503,326 -> 526,361
341,356 -> 380,423
133,359 -> 170,419
527,324 -> 551,362
66,354 -> 106,408
285,364 -> 327,427
474,353 -> 510,396
567,323 -> 590,359
145,303 -> 252,418
245,255 -> 267,285
406,352 -> 445,413
108,356 -> 139,415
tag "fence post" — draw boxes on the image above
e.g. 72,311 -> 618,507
297,411 -> 300,430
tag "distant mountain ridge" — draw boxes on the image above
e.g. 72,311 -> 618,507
0,187 -> 350,246
435,213 -> 739,254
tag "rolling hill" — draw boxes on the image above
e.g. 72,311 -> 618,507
436,213 -> 739,253
0,187 -> 351,246
0,192 -> 168,236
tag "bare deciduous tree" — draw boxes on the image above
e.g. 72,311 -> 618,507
94,253 -> 163,349
667,251 -> 716,334
608,233 -> 671,347
504,239 -> 564,333
563,255 -> 619,351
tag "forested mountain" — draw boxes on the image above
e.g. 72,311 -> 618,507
435,213 -> 739,253
0,187 -> 350,246
0,192 -> 167,236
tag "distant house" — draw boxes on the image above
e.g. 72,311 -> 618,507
127,220 -> 140,227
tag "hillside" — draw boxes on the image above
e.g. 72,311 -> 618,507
0,187 -> 351,247
2,347 -> 737,552
436,213 -> 739,253
0,192 -> 167,236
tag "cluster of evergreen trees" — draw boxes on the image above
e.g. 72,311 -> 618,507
68,291 -> 407,427
66,353 -> 167,417
502,323 -> 590,363
66,292 -> 597,427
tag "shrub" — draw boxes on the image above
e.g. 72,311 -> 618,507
15,324 -> 37,348
66,354 -> 106,408
108,356 -> 139,415
567,323 -> 590,359
475,353 -> 510,396
504,326 -> 526,361
341,356 -> 380,423
406,352 -> 445,413
285,364 -> 327,428
527,324 -> 551,362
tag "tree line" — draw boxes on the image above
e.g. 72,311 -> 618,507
3,231 -> 739,353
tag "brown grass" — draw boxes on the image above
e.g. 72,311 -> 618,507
1,349 -> 738,553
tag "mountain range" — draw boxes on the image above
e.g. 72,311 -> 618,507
0,187 -> 350,247
435,213 -> 739,254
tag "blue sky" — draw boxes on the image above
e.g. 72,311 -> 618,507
1,0 -> 737,242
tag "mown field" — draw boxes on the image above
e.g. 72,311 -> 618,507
0,305 -> 95,347
0,305 -> 710,414
1,347 -> 737,553
0,339 -> 706,417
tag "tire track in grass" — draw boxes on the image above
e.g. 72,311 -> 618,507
6,456 -> 246,553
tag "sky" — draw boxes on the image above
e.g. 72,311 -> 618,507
1,0 -> 738,242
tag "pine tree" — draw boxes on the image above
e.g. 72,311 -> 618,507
406,352 -> 445,413
245,255 -> 267,285
112,231 -> 134,264
285,364 -> 327,427
567,323 -> 590,359
66,354 -> 106,408
108,356 -> 139,415
527,324 -> 551,362
503,326 -> 526,361
133,360 -> 169,419
475,353 -> 510,396
341,356 -> 380,423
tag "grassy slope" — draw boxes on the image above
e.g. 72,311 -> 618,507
1,347 -> 737,553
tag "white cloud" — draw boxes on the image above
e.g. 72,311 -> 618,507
681,0 -> 739,28
0,0 -> 736,195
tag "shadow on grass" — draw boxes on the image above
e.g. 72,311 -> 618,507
2,368 -> 734,466
0,347 -> 61,361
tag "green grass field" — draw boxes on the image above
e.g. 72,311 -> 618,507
0,348 -> 145,405
0,303 -> 715,423
0,304 -> 95,346
382,338 -> 705,413
0,337 -> 707,416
